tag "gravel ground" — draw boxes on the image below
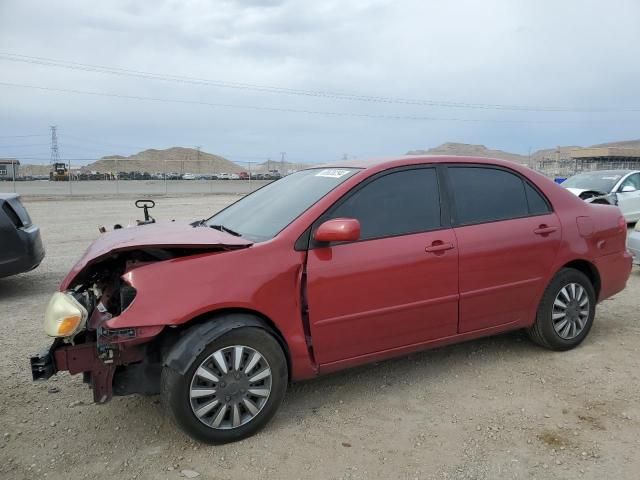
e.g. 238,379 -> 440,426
0,194 -> 639,480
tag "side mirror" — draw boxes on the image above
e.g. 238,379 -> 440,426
621,185 -> 637,193
314,218 -> 361,243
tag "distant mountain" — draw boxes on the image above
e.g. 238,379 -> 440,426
591,139 -> 640,149
83,147 -> 241,174
248,159 -> 311,173
407,142 -> 529,164
408,139 -> 640,164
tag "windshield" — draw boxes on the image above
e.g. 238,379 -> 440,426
205,168 -> 359,242
562,172 -> 624,193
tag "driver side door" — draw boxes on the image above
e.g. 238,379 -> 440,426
305,166 -> 459,367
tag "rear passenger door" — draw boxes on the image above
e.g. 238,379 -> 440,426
445,165 -> 561,333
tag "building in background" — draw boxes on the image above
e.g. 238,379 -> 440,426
0,159 -> 20,179
537,147 -> 640,179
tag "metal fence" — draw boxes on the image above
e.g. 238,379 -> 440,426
535,159 -> 640,179
0,159 -> 298,196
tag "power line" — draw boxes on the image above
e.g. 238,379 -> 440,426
1,52 -> 636,113
0,81 -> 620,125
0,143 -> 50,148
0,134 -> 48,139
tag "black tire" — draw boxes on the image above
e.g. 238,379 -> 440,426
527,268 -> 596,351
161,326 -> 288,444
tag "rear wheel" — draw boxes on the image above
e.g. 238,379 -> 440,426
527,268 -> 596,350
162,326 -> 288,444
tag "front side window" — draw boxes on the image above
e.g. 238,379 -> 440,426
449,166 -> 538,225
327,168 -> 441,240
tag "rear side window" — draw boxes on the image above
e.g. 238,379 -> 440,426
448,166 -> 532,225
328,168 -> 441,240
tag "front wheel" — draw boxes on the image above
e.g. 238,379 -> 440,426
162,326 -> 288,444
527,268 -> 596,351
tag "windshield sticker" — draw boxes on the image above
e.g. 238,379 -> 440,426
315,169 -> 351,178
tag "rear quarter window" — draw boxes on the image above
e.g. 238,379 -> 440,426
2,202 -> 23,228
7,198 -> 32,227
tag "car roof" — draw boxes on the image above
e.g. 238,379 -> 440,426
318,155 -> 533,171
0,193 -> 19,201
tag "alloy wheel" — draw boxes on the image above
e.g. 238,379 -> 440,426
189,345 -> 272,430
552,283 -> 590,340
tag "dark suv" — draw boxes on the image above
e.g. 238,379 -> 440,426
0,193 -> 45,278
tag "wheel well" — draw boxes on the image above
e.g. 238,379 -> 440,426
562,260 -> 601,298
161,307 -> 292,381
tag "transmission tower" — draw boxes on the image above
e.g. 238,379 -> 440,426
50,126 -> 60,165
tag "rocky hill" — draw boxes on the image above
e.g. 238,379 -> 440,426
408,139 -> 640,164
83,147 -> 241,174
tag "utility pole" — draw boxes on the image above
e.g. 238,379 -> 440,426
280,152 -> 286,173
11,159 -> 16,193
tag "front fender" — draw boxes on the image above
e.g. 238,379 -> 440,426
163,313 -> 271,375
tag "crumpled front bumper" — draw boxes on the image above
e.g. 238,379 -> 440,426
30,325 -> 164,403
30,339 -> 146,403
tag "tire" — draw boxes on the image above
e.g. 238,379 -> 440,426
527,268 -> 596,351
161,326 -> 288,444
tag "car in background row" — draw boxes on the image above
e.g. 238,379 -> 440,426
561,170 -> 640,223
0,194 -> 45,278
32,156 -> 632,444
628,220 -> 640,264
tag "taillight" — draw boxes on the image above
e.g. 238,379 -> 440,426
618,216 -> 627,232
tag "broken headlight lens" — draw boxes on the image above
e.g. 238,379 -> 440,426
43,292 -> 88,338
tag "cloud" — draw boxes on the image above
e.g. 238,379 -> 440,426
0,0 -> 639,165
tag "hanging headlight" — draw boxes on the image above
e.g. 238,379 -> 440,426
43,292 -> 88,338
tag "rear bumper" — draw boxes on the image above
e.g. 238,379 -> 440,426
594,250 -> 634,301
0,225 -> 45,278
628,232 -> 640,265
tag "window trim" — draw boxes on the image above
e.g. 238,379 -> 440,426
302,164 -> 449,250
441,164 -> 554,228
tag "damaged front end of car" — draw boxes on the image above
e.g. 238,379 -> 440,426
31,248 -> 182,403
30,212 -> 253,404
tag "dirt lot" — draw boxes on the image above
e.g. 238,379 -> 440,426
1,194 -> 639,480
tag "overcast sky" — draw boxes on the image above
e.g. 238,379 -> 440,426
1,0 -> 639,166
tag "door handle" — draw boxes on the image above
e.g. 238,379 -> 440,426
533,225 -> 558,235
425,241 -> 454,253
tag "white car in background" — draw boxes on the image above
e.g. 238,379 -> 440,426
628,221 -> 640,265
562,170 -> 640,223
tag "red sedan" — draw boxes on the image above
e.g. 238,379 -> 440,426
32,156 -> 632,443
